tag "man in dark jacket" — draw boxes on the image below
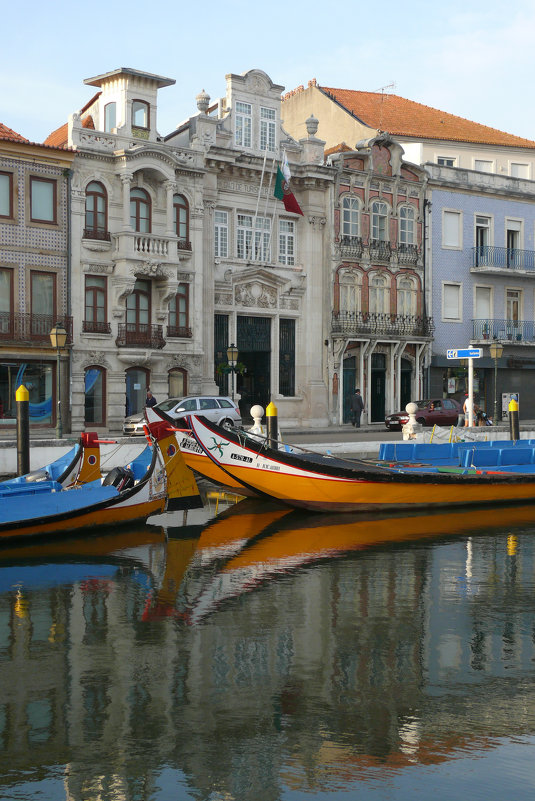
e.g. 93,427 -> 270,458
350,389 -> 364,427
145,390 -> 157,408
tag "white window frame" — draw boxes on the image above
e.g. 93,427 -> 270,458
237,213 -> 253,259
235,101 -> 252,148
505,287 -> 523,322
437,156 -> 456,167
473,284 -> 493,319
342,197 -> 360,239
399,205 -> 415,245
442,281 -> 463,323
473,158 -> 494,173
474,214 -> 492,246
510,162 -> 530,179
254,216 -> 271,261
442,209 -> 463,250
397,275 -> 417,316
279,219 -> 295,265
371,200 -> 388,242
260,106 -> 276,152
369,272 -> 390,314
214,210 -> 229,258
505,217 -> 524,250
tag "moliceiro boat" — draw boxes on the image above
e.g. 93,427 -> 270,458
188,414 -> 535,514
0,411 -> 202,541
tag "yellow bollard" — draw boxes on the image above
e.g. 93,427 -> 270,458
266,401 -> 278,449
508,397 -> 519,441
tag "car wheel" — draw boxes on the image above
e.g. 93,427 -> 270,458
220,418 -> 234,431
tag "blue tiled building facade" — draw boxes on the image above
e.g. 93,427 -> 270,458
427,164 -> 535,420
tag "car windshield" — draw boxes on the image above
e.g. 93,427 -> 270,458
156,398 -> 182,412
416,400 -> 430,408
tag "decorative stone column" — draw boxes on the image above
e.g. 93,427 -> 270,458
120,173 -> 133,229
165,180 -> 176,236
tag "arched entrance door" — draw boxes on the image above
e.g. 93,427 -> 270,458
401,357 -> 412,410
125,367 -> 149,417
370,353 -> 386,422
342,355 -> 357,423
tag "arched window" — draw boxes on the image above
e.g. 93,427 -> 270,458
369,273 -> 390,314
168,284 -> 190,336
132,100 -> 149,129
126,279 -> 151,331
399,205 -> 415,245
397,276 -> 417,316
168,368 -> 187,398
130,188 -> 151,233
125,366 -> 149,417
173,194 -> 189,245
342,197 -> 360,240
85,366 -> 106,425
85,181 -> 108,239
84,275 -> 109,333
339,271 -> 361,314
371,201 -> 388,241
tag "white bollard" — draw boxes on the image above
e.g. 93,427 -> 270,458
402,402 -> 423,441
249,405 -> 265,435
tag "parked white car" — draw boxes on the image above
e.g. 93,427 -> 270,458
123,395 -> 242,435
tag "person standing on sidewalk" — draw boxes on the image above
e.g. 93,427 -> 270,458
350,389 -> 365,428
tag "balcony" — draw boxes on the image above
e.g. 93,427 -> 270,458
0,313 -> 73,345
369,240 -> 392,262
472,318 -> 535,344
340,235 -> 364,259
166,325 -> 192,338
116,323 -> 165,349
82,320 -> 112,334
83,228 -> 111,242
397,243 -> 419,265
472,246 -> 535,273
332,311 -> 434,339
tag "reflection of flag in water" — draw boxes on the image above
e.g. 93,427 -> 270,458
274,155 -> 303,215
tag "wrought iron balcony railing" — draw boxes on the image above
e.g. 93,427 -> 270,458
0,313 -> 73,345
82,320 -> 112,334
369,240 -> 392,261
472,318 -> 535,343
340,235 -> 364,258
83,228 -> 111,242
397,243 -> 419,265
332,311 -> 434,338
472,246 -> 535,271
166,325 -> 193,338
116,323 -> 166,349
177,239 -> 192,252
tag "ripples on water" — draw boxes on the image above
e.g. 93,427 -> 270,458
2,499 -> 535,800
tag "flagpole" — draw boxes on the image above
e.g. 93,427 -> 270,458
262,156 -> 277,262
249,150 -> 268,262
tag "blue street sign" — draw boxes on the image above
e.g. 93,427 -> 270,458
446,348 -> 482,359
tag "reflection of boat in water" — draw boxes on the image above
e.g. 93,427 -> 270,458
189,414 -> 535,513
0,410 -> 202,541
184,502 -> 535,623
142,499 -> 290,620
0,524 -> 167,594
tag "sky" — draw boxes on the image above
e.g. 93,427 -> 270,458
2,0 -> 535,145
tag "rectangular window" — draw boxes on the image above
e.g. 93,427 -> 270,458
0,268 -> 13,336
279,220 -> 295,265
237,214 -> 253,259
235,101 -> 252,148
104,102 -> 116,132
474,159 -> 493,173
437,157 -> 456,167
254,216 -> 271,261
0,172 -> 13,218
30,177 -> 56,223
31,271 -> 56,337
168,284 -> 189,333
279,319 -> 295,396
442,210 -> 462,248
510,163 -> 529,179
474,286 -> 491,319
442,282 -> 462,321
260,107 -> 276,151
84,275 -> 107,331
214,210 -> 228,258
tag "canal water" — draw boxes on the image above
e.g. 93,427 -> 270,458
1,497 -> 535,800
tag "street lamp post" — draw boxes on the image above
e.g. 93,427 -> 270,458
50,322 -> 68,439
489,341 -> 503,424
226,343 -> 238,401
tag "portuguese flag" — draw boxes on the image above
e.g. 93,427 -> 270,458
274,165 -> 303,216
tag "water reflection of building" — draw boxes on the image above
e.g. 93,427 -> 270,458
1,518 -> 535,798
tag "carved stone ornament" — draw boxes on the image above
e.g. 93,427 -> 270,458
132,261 -> 173,280
75,351 -> 112,370
308,215 -> 326,226
215,291 -> 233,306
167,354 -> 201,372
235,282 -> 277,308
82,263 -> 114,274
280,296 -> 299,311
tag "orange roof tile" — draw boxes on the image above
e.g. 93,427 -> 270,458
44,123 -> 68,148
320,87 -> 535,149
0,122 -> 28,143
325,142 -> 352,157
